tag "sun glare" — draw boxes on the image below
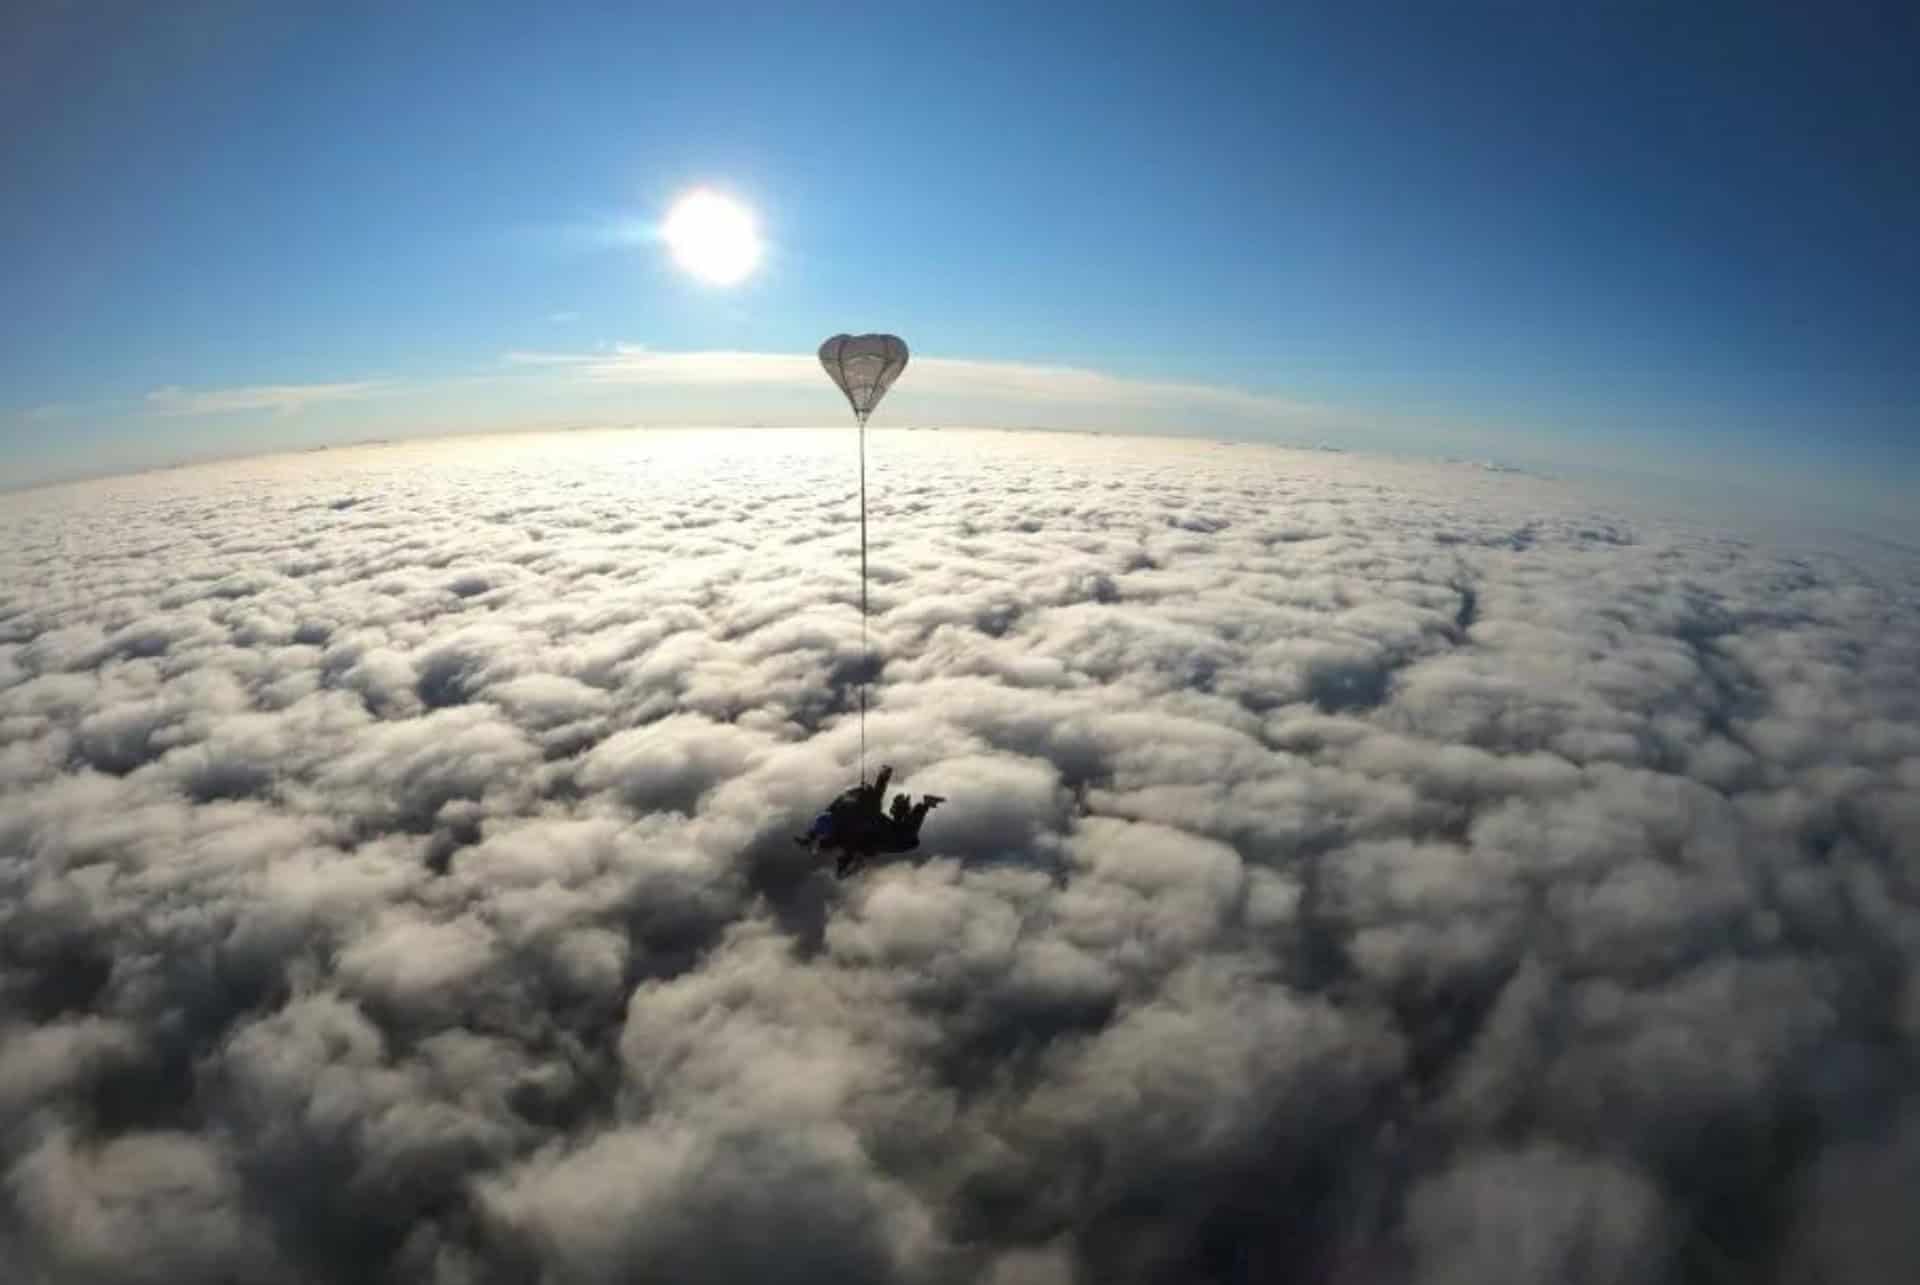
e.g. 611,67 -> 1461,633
661,189 -> 762,286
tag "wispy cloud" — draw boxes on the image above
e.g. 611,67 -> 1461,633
917,354 -> 1315,417
519,214 -> 657,256
20,402 -> 88,424
503,346 -> 1317,419
547,311 -> 580,324
145,381 -> 395,417
502,350 -> 602,368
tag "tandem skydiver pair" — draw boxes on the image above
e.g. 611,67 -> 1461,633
795,764 -> 945,878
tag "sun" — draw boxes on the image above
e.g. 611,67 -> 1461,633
661,189 -> 762,286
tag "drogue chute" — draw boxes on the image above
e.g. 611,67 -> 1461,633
797,333 -> 945,877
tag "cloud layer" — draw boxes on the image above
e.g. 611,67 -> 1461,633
506,345 -> 1320,416
2,428 -> 1916,1284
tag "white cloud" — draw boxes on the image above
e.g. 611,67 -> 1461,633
145,380 -> 394,417
1,428 -> 1916,1283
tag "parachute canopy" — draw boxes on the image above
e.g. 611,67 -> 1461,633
818,334 -> 909,425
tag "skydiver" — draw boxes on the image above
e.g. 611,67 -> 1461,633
865,765 -> 893,814
800,781 -> 947,879
844,791 -> 944,863
825,764 -> 890,823
888,793 -> 946,848
795,764 -> 894,851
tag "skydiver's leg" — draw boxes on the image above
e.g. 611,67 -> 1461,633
905,800 -> 932,838
904,794 -> 946,837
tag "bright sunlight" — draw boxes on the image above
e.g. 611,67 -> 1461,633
661,189 -> 762,286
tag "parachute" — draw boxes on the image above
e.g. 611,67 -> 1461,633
804,334 -> 944,875
818,333 -> 909,426
818,334 -> 909,788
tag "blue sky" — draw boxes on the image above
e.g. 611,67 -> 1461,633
4,1 -> 1916,522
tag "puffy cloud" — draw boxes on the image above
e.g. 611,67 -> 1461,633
7,1127 -> 287,1285
1,428 -> 1916,1283
1405,1145 -> 1669,1285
